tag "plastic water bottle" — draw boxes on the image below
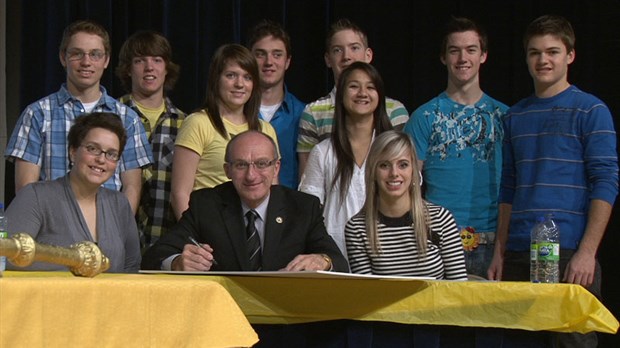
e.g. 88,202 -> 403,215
529,216 -> 545,282
0,202 -> 7,271
532,214 -> 560,283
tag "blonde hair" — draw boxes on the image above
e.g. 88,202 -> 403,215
362,130 -> 430,255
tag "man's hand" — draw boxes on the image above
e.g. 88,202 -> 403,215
563,250 -> 596,287
282,254 -> 331,271
172,243 -> 216,271
487,251 -> 504,280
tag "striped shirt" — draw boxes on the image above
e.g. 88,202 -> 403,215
297,87 -> 409,153
500,85 -> 618,251
345,203 -> 467,280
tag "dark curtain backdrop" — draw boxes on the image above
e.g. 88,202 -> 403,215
5,0 -> 620,344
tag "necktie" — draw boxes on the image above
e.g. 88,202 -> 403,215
245,210 -> 262,271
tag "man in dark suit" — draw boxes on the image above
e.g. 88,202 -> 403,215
141,130 -> 348,272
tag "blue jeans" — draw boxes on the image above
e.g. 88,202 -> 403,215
464,243 -> 494,278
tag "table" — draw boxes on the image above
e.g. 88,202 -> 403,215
199,272 -> 618,347
165,272 -> 616,334
0,272 -> 258,347
2,271 -> 617,347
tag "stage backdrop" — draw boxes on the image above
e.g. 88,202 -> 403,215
4,1 -> 620,345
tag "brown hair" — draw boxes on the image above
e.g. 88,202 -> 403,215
523,15 -> 575,52
325,18 -> 369,53
440,16 -> 488,57
68,112 -> 127,155
59,20 -> 111,55
247,19 -> 292,57
116,30 -> 180,92
201,44 -> 261,139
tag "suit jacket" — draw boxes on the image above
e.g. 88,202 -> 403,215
141,182 -> 349,272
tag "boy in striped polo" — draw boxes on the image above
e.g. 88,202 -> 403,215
297,18 -> 409,177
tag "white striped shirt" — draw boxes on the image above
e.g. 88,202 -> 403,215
345,203 -> 467,280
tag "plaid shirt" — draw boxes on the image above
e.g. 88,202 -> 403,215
119,95 -> 185,248
5,84 -> 152,191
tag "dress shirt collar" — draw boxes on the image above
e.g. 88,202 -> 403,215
241,193 -> 270,223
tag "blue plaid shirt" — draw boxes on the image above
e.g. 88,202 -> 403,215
5,84 -> 153,191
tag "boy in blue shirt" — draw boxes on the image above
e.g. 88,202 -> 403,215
404,17 -> 507,278
247,20 -> 305,189
488,15 -> 618,348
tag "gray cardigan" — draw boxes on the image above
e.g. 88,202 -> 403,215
5,175 -> 140,273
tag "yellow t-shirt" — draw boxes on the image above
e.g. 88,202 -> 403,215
133,98 -> 166,137
175,110 -> 279,190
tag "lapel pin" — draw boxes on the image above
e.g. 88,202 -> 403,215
276,217 -> 283,224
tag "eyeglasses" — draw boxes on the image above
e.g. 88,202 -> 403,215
228,159 -> 277,171
66,49 -> 107,62
81,144 -> 120,162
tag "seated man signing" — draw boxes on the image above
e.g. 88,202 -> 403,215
141,130 -> 348,272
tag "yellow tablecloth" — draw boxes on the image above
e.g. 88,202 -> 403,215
0,272 -> 258,348
193,274 -> 617,334
1,271 -> 617,347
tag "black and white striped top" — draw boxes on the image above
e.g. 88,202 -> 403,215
345,203 -> 467,280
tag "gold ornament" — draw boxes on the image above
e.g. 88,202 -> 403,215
0,233 -> 110,277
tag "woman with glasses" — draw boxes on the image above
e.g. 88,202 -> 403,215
171,44 -> 278,220
299,62 -> 392,258
5,112 -> 141,273
345,131 -> 467,280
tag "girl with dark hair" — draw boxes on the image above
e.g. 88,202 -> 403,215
300,62 -> 392,258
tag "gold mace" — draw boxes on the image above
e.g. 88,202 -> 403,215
0,233 -> 110,277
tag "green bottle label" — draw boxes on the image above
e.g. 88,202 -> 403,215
530,243 -> 538,261
537,242 -> 560,261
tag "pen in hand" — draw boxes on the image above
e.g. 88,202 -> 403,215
187,236 -> 219,267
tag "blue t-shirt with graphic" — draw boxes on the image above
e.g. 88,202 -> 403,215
404,92 -> 507,232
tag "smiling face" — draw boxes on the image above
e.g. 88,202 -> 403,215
375,149 -> 414,204
69,127 -> 119,188
342,69 -> 379,119
60,32 -> 110,96
325,29 -> 373,81
130,56 -> 167,98
218,61 -> 254,113
441,30 -> 487,88
224,132 -> 280,208
251,35 -> 290,90
526,34 -> 574,97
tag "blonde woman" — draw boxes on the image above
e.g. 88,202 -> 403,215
345,131 -> 467,280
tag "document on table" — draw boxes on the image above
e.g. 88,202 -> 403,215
139,270 -> 435,281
